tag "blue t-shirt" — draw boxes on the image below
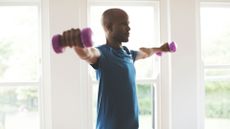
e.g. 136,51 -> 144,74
91,44 -> 139,129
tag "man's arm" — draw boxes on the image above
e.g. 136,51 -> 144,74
135,42 -> 170,61
74,47 -> 101,64
62,28 -> 101,64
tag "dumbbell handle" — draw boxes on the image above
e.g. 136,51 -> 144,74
156,41 -> 177,56
52,28 -> 93,54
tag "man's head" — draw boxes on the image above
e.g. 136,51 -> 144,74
101,8 -> 130,44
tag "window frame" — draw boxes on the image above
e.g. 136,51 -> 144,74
200,2 -> 230,129
87,1 -> 160,129
0,1 -> 42,87
200,2 -> 230,81
0,1 -> 49,129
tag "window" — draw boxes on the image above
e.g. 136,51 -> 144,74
201,3 -> 230,129
0,4 -> 41,129
88,1 -> 160,129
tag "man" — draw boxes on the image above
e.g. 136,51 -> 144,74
62,8 -> 170,129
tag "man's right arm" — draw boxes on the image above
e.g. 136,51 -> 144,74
74,47 -> 101,64
62,28 -> 101,64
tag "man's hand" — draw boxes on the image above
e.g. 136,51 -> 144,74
136,42 -> 171,60
61,28 -> 84,48
136,47 -> 160,60
160,42 -> 170,52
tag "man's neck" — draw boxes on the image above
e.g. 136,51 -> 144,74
106,40 -> 122,49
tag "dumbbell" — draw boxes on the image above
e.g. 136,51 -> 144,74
156,41 -> 177,56
52,27 -> 93,54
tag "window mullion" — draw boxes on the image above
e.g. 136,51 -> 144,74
88,0 -> 157,7
0,82 -> 40,87
204,64 -> 230,69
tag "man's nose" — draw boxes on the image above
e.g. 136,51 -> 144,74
127,26 -> 131,31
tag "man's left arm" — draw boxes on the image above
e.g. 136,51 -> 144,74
135,42 -> 170,61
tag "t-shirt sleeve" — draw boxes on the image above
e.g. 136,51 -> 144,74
90,59 -> 99,69
123,46 -> 138,62
90,46 -> 102,70
130,50 -> 138,62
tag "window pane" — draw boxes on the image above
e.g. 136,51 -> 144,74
205,80 -> 230,129
92,83 -> 98,128
201,7 -> 230,65
137,84 -> 153,129
0,6 -> 40,82
201,6 -> 230,129
0,86 -> 39,129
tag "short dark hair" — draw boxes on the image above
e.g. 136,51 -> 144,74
101,8 -> 127,30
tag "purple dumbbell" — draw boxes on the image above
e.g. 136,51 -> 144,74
156,41 -> 177,56
52,27 -> 93,54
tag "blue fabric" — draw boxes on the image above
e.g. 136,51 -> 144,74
91,44 -> 139,129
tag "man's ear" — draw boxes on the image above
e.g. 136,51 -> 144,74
106,23 -> 113,32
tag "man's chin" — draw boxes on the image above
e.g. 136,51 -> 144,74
123,39 -> 129,42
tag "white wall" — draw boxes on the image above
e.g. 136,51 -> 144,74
159,0 -> 203,129
49,0 -> 91,129
47,0 -> 203,129
169,0 -> 203,129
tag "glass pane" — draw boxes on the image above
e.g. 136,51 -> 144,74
0,86 -> 39,129
205,80 -> 230,129
137,84 -> 153,129
92,83 -> 98,128
0,6 -> 40,82
201,6 -> 230,129
201,7 -> 230,65
89,6 -> 160,79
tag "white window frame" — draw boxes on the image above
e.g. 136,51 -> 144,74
0,1 -> 42,83
200,1 -> 230,93
87,1 -> 160,129
200,2 -> 230,129
0,0 -> 52,129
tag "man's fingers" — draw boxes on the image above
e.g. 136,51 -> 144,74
161,43 -> 170,52
62,31 -> 68,46
69,28 -> 76,47
63,30 -> 72,47
62,28 -> 84,48
75,29 -> 84,48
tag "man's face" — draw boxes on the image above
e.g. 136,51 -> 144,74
110,13 -> 130,43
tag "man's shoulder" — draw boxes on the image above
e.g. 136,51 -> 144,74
96,44 -> 112,54
96,44 -> 106,48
